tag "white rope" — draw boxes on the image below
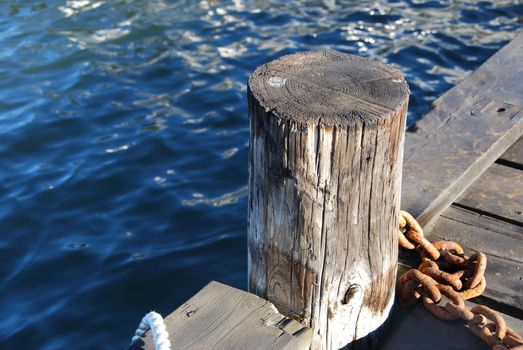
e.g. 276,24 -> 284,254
131,311 -> 171,350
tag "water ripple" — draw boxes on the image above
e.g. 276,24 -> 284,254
0,1 -> 521,349
182,186 -> 248,207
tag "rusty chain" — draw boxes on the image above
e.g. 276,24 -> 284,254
397,210 -> 523,350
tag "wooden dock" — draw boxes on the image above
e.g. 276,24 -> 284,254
383,137 -> 523,350
129,30 -> 523,350
381,29 -> 523,349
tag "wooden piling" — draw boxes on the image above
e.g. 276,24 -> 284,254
247,51 -> 409,349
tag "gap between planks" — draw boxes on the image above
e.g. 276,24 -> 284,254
402,30 -> 523,230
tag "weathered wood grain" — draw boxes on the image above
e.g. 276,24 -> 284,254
433,206 -> 522,263
402,30 -> 523,230
128,281 -> 312,350
382,301 -> 523,350
248,51 -> 409,349
499,136 -> 523,167
455,163 -> 523,224
475,253 -> 523,314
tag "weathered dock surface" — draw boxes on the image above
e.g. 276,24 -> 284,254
129,281 -> 312,350
383,137 -> 523,349
131,30 -> 523,350
383,299 -> 523,350
428,151 -> 523,314
383,30 -> 523,349
401,29 -> 523,230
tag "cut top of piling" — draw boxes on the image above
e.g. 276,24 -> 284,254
248,51 -> 409,126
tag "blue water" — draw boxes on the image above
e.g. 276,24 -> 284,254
0,1 -> 521,349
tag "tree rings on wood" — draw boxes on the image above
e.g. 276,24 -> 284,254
248,51 -> 409,126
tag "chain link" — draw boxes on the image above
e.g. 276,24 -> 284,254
397,210 -> 523,349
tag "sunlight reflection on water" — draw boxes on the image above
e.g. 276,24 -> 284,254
0,0 -> 521,349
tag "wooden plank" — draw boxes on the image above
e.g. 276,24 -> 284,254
128,281 -> 312,350
382,301 -> 523,350
402,30 -> 523,230
433,206 -> 522,263
477,253 -> 523,313
455,163 -> 523,224
426,206 -> 523,312
500,136 -> 523,166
